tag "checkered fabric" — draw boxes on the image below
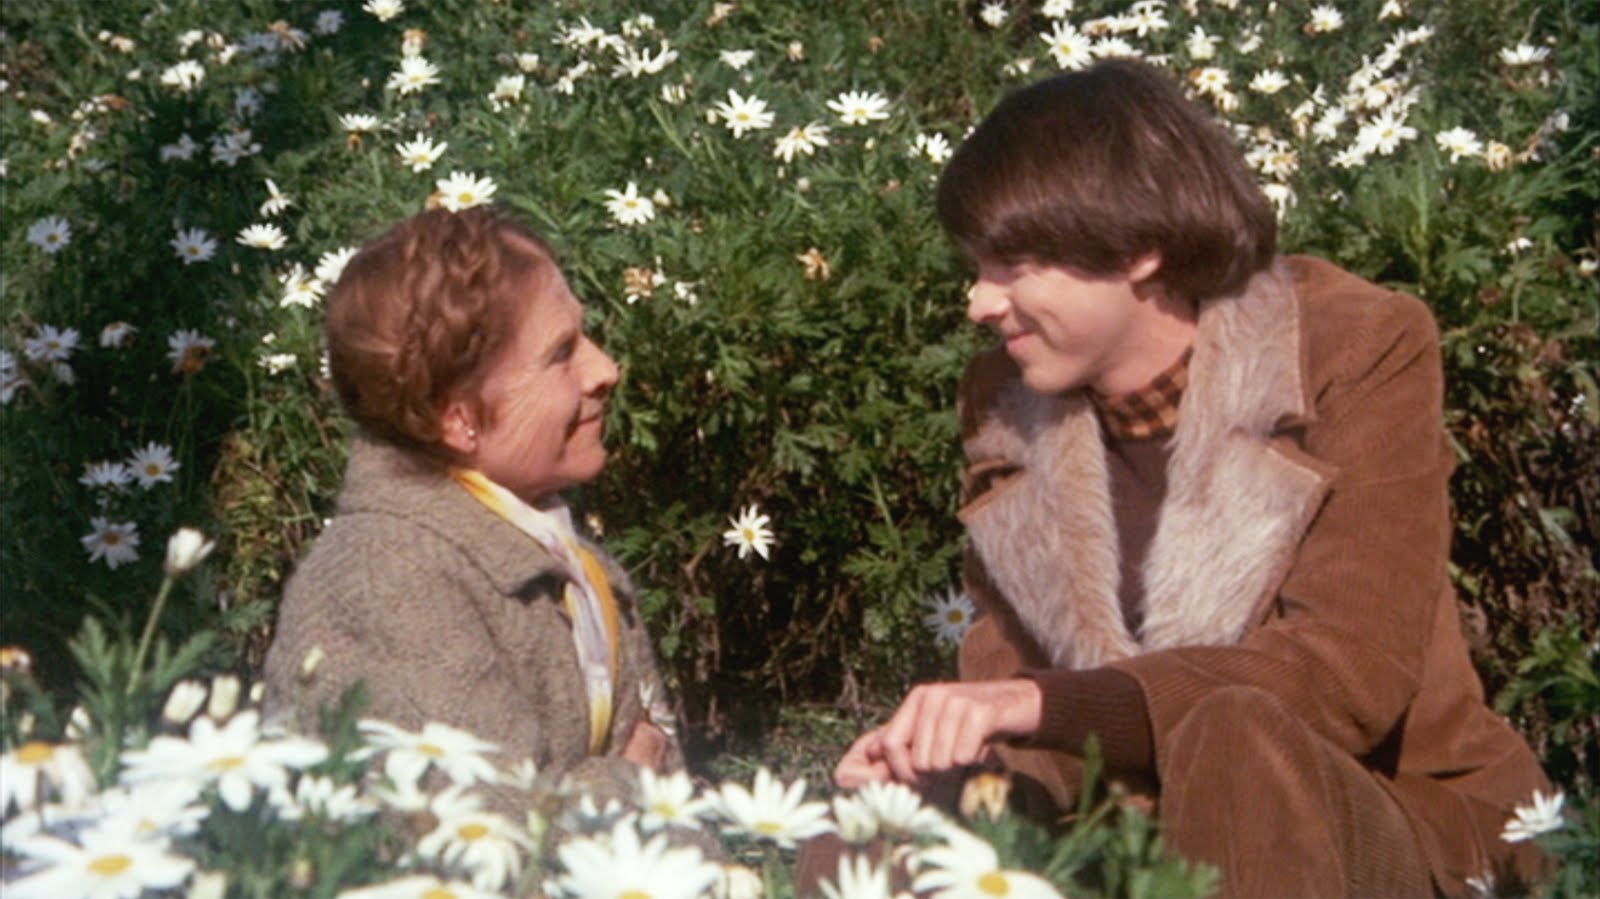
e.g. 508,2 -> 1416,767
1091,349 -> 1191,440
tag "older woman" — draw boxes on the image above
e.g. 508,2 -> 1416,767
263,206 -> 676,802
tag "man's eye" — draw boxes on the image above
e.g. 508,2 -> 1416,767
551,339 -> 576,363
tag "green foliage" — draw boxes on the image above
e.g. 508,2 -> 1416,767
2,0 -> 1598,892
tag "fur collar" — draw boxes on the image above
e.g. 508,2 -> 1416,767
960,261 -> 1334,669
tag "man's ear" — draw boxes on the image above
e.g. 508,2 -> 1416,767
438,398 -> 478,456
1127,251 -> 1163,284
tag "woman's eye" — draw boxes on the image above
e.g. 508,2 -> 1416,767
551,339 -> 576,363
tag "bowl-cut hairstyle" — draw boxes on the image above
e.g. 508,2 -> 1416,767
936,58 -> 1276,302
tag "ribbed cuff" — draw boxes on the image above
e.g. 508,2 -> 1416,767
1016,667 -> 1155,775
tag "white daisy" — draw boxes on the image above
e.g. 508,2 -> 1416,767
0,741 -> 95,816
826,90 -> 891,126
713,89 -> 775,138
166,329 -> 215,376
722,504 -> 775,561
554,819 -> 722,899
279,263 -> 324,308
159,133 -> 198,161
209,129 -> 262,166
81,517 -> 140,569
363,0 -> 405,22
6,821 -> 194,899
1502,789 -> 1565,843
636,768 -> 707,833
237,223 -> 287,250
820,853 -> 892,899
339,875 -> 505,899
358,719 -> 500,789
23,324 -> 79,362
1498,43 -> 1550,67
433,171 -> 497,212
1190,66 -> 1230,97
720,49 -> 756,70
119,709 -> 328,813
1041,0 -> 1074,17
1307,5 -> 1344,34
416,788 -> 531,893
315,9 -> 345,35
914,824 -> 1064,898
923,589 -> 976,646
487,74 -> 525,109
259,178 -> 293,217
26,215 -> 71,253
259,352 -> 297,375
340,112 -> 381,133
1435,127 -> 1483,163
128,442 -> 179,488
979,3 -> 1009,28
158,59 -> 205,93
1040,21 -> 1093,70
265,773 -> 374,824
1355,107 -> 1418,156
854,779 -> 947,837
774,122 -> 831,162
315,246 -> 359,284
1185,26 -> 1219,60
603,182 -> 657,226
170,227 -> 216,264
913,132 -> 953,164
1249,69 -> 1290,95
703,767 -> 832,849
387,56 -> 440,95
78,460 -> 131,491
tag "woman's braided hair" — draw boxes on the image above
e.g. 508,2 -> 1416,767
324,206 -> 553,460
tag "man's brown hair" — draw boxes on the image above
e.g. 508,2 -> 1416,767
325,206 -> 554,458
936,59 -> 1276,302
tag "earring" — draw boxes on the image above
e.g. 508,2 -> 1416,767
466,427 -> 477,440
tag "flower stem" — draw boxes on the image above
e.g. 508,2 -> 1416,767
127,575 -> 175,696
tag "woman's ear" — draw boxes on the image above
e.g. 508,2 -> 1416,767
438,399 -> 478,457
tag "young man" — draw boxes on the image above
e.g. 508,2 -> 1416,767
835,60 -> 1548,897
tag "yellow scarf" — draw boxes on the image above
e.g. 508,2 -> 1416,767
451,468 -> 621,755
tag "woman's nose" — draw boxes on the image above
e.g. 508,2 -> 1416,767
584,340 -> 620,394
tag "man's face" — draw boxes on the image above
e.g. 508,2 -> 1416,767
966,255 -> 1167,396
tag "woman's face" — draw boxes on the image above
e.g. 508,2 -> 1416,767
462,263 -> 619,503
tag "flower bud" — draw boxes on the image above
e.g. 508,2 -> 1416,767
299,646 -> 326,679
163,527 -> 215,577
207,674 -> 240,720
163,679 -> 208,724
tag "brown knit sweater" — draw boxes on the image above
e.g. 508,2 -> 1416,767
261,437 -> 680,812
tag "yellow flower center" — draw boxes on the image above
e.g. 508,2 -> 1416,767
207,755 -> 245,772
17,741 -> 55,764
755,820 -> 783,835
946,610 -> 965,624
145,464 -> 161,476
89,854 -> 133,877
456,822 -> 489,841
104,532 -> 123,546
742,528 -> 756,541
422,889 -> 458,899
417,742 -> 444,758
978,872 -> 1011,896
619,891 -> 651,899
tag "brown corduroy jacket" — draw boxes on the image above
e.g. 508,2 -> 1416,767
955,256 -> 1548,894
262,437 -> 680,811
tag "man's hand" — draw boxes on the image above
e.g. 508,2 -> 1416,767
833,679 -> 1042,788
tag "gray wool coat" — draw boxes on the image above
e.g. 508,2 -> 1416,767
262,436 -> 681,808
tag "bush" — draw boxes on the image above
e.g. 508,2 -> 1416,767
2,0 -> 1596,893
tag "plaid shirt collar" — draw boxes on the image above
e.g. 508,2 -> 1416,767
1090,348 -> 1191,440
